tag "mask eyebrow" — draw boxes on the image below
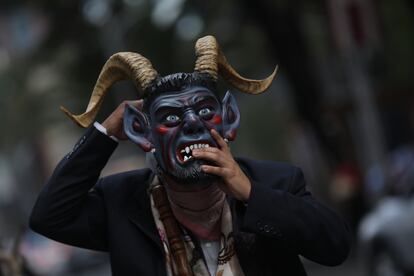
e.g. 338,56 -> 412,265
152,98 -> 183,113
191,94 -> 219,105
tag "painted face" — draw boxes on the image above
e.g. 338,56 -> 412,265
147,87 -> 223,184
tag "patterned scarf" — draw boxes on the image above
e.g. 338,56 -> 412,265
149,176 -> 245,276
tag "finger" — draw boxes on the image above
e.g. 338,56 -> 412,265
201,165 -> 228,177
211,129 -> 228,150
193,147 -> 233,164
193,149 -> 233,167
128,100 -> 144,110
192,150 -> 224,164
193,147 -> 221,154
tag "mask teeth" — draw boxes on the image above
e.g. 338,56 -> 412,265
179,143 -> 210,162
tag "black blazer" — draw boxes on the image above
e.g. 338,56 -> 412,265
29,127 -> 351,276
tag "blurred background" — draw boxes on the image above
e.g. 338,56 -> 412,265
1,0 -> 414,275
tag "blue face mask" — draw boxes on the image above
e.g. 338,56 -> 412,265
123,86 -> 240,185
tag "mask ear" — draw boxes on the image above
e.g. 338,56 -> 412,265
123,104 -> 154,152
221,91 -> 240,141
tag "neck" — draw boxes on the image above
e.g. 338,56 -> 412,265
161,174 -> 226,240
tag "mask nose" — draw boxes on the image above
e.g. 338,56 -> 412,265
182,111 -> 204,135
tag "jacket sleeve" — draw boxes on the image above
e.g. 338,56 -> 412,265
29,127 -> 118,251
241,163 -> 351,266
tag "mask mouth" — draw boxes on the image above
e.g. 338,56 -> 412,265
176,141 -> 213,164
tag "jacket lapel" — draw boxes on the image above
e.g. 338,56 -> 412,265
230,197 -> 259,275
126,173 -> 163,252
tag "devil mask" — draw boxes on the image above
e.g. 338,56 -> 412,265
60,35 -> 277,184
123,73 -> 241,185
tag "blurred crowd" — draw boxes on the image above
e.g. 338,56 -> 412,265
1,0 -> 414,275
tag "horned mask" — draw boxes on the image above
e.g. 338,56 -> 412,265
60,35 -> 277,128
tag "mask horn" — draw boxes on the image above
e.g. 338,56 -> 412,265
194,35 -> 277,94
60,52 -> 158,128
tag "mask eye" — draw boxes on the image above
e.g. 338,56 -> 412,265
198,107 -> 212,117
165,114 -> 180,124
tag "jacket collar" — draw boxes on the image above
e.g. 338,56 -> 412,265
126,171 -> 164,252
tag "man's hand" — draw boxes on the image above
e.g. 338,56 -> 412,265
192,129 -> 252,202
102,100 -> 143,140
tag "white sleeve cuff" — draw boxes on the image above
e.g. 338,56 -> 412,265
93,122 -> 119,143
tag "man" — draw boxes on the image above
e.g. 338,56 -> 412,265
30,36 -> 350,276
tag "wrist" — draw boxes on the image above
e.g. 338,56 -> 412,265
240,181 -> 251,202
94,122 -> 119,142
101,118 -> 119,138
234,175 -> 251,202
101,120 -> 112,134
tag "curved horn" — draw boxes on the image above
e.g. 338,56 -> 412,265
194,35 -> 277,94
61,52 -> 158,128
